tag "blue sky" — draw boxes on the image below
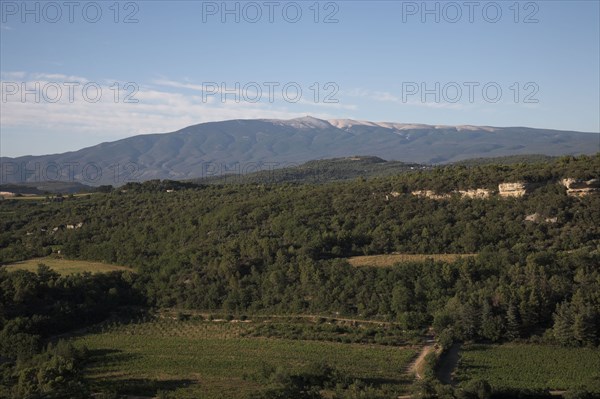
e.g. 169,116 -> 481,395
1,0 -> 599,157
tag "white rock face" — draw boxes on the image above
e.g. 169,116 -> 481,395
272,116 -> 333,130
458,189 -> 492,199
411,190 -> 451,200
410,188 -> 491,200
327,119 -> 500,133
498,183 -> 529,197
525,213 -> 558,223
561,178 -> 600,197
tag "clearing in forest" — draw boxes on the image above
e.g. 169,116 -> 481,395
455,344 -> 600,393
4,257 -> 132,275
347,253 -> 476,267
75,317 -> 418,398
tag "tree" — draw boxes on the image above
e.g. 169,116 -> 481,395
459,304 -> 479,340
480,302 -> 502,342
553,302 -> 574,346
573,305 -> 597,347
505,302 -> 520,341
460,379 -> 492,399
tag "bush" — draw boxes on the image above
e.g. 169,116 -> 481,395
563,388 -> 598,399
176,312 -> 189,321
460,379 -> 492,399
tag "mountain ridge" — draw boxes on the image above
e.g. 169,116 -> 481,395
1,117 -> 598,185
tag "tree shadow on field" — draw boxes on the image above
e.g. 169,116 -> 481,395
359,376 -> 413,386
84,348 -> 194,397
96,377 -> 195,397
86,348 -> 141,363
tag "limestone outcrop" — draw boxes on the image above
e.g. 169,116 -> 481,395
411,190 -> 451,200
525,213 -> 558,223
561,178 -> 600,197
458,189 -> 492,199
498,182 -> 530,198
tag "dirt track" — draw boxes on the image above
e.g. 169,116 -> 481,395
409,338 -> 436,379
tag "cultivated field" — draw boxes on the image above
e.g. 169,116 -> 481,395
455,344 -> 600,392
347,253 -> 476,267
74,317 -> 418,398
4,257 -> 132,275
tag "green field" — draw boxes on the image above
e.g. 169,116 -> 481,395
455,344 -> 600,392
74,318 -> 417,398
4,257 -> 132,275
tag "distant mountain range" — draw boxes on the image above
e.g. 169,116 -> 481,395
1,116 -> 598,186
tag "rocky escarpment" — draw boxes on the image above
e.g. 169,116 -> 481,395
411,190 -> 452,200
498,182 -> 531,198
458,189 -> 492,199
561,178 -> 600,197
405,178 -> 598,201
411,189 -> 492,200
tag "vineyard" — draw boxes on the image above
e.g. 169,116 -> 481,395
74,316 -> 418,398
455,344 -> 600,393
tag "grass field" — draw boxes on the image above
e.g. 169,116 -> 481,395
347,253 -> 475,267
74,317 -> 418,398
455,344 -> 600,392
4,257 -> 132,275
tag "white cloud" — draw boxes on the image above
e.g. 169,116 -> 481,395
0,72 -> 350,152
30,73 -> 89,82
0,71 -> 26,80
343,87 -> 466,110
152,79 -> 206,92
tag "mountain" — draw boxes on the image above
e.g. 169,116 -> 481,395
1,116 -> 598,185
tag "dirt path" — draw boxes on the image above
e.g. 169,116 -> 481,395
397,339 -> 437,399
165,310 -> 395,326
407,336 -> 436,379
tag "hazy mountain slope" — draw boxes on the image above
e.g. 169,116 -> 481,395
1,116 -> 598,185
191,156 -> 426,185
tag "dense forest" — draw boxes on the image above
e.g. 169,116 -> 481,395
0,154 -> 599,398
193,154 -> 563,185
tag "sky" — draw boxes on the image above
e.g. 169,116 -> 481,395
1,0 -> 599,157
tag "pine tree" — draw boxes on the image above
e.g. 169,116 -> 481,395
481,302 -> 502,342
573,305 -> 597,347
505,302 -> 520,341
460,303 -> 479,340
553,302 -> 575,346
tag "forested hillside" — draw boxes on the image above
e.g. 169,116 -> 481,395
1,154 -> 599,398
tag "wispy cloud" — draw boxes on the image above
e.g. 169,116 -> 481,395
344,88 -> 466,110
1,71 -> 26,80
30,73 -> 89,82
1,72 -> 349,149
152,79 -> 206,92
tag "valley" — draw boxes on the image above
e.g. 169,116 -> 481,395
0,154 -> 599,398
